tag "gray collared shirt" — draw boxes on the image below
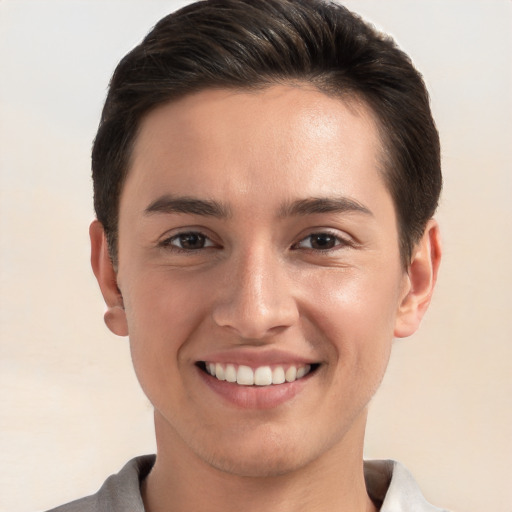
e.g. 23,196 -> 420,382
47,455 -> 448,511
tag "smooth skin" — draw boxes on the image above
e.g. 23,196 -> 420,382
91,84 -> 441,512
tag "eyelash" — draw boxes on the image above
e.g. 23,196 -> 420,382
160,231 -> 217,252
292,231 -> 353,252
160,229 -> 353,253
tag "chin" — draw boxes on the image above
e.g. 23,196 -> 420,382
205,450 -> 308,478
195,428 -> 323,478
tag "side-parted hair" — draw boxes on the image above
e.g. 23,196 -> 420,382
92,0 -> 441,267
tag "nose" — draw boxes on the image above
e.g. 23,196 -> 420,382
211,247 -> 299,340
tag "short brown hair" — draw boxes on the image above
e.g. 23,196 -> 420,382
92,0 -> 441,266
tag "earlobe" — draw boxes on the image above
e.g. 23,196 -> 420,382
90,220 -> 129,337
394,219 -> 442,338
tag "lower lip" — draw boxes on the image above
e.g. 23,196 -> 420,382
197,367 -> 311,409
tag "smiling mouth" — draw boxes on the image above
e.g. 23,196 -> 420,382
197,362 -> 319,386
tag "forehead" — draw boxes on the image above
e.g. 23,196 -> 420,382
123,85 -> 389,215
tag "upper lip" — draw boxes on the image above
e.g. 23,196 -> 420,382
196,348 -> 319,367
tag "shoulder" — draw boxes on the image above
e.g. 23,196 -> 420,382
45,455 -> 155,512
364,459 -> 450,512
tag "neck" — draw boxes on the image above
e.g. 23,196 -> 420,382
142,412 -> 377,512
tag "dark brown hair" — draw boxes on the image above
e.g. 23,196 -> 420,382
92,0 -> 441,266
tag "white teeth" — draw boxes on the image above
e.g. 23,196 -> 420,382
296,364 -> 310,379
237,365 -> 254,385
215,363 -> 225,381
285,366 -> 297,382
272,366 -> 286,385
254,366 -> 272,386
205,362 -> 313,386
225,364 -> 237,383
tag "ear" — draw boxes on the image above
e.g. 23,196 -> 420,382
394,219 -> 442,338
90,220 -> 128,337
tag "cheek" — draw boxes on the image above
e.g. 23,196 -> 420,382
122,270 -> 211,388
309,263 -> 402,329
303,265 -> 402,374
125,268 -> 209,333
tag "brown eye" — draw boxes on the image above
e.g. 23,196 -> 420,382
310,233 -> 336,249
179,233 -> 205,249
167,232 -> 214,250
296,232 -> 343,250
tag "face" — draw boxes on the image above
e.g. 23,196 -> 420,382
112,85 -> 412,477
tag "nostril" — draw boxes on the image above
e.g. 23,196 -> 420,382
211,268 -> 299,339
212,304 -> 299,340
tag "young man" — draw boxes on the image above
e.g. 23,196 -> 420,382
49,0 -> 444,510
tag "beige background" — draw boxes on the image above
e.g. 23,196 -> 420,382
1,1 -> 511,511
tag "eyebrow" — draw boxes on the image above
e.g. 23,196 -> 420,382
144,195 -> 231,218
279,197 -> 373,217
144,195 -> 372,219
